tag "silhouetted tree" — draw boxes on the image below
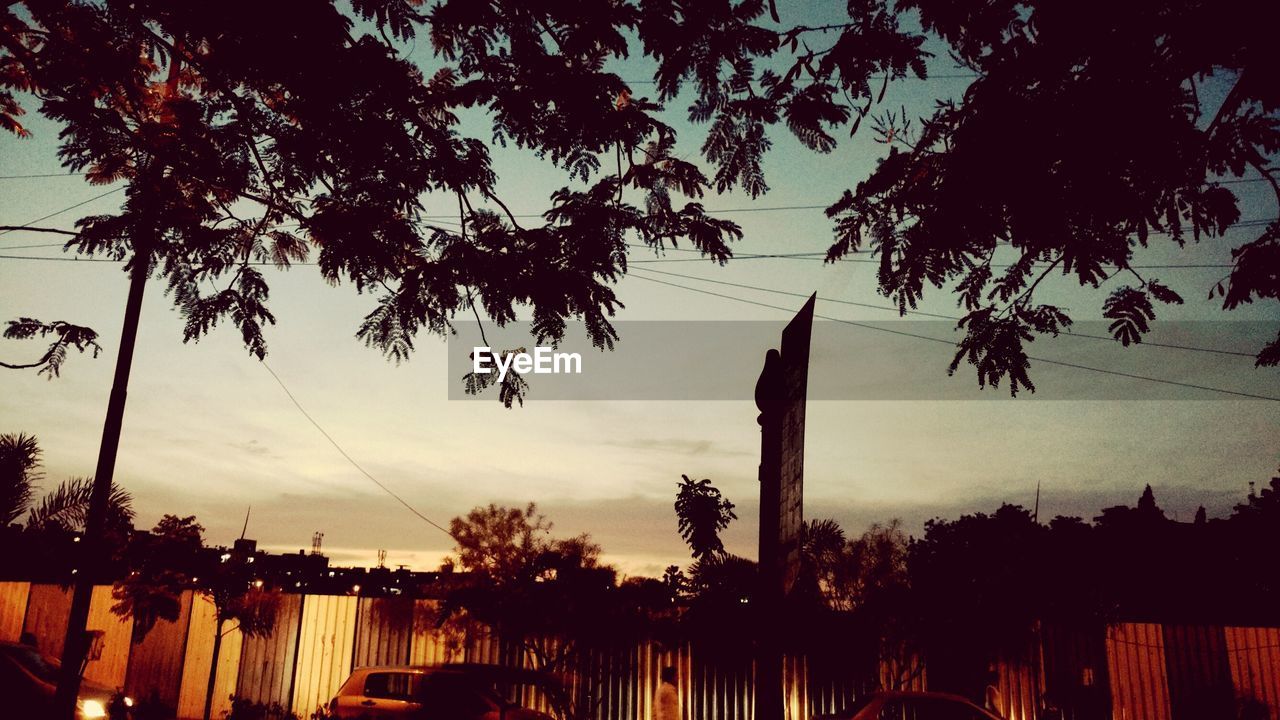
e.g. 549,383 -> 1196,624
0,432 -> 41,525
109,514 -> 278,720
112,515 -> 205,641
446,503 -> 556,585
0,438 -> 134,582
439,503 -> 636,720
5,1 -> 1270,390
1235,470 -> 1280,519
26,477 -> 134,538
1137,484 -> 1166,520
683,552 -> 759,648
198,573 -> 279,720
674,475 -> 737,561
0,320 -> 100,378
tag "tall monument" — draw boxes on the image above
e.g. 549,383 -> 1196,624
755,293 -> 816,720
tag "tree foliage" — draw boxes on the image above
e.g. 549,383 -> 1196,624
0,0 -> 745,392
0,432 -> 42,525
112,514 -> 204,641
438,503 -> 638,720
26,475 -> 134,536
674,474 -> 737,561
0,319 -> 101,378
5,0 -> 1273,391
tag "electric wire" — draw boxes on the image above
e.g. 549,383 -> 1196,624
258,360 -> 458,542
625,272 -> 1280,402
627,265 -> 1259,358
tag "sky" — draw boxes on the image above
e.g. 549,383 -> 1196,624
1,10 -> 1278,578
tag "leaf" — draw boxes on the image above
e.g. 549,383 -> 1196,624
1102,286 -> 1155,346
948,309 -> 1037,397
1146,280 -> 1183,305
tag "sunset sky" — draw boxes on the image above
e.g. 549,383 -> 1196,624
2,26 -> 1277,578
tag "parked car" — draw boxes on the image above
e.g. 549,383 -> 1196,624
816,690 -> 1005,720
0,640 -> 134,719
327,664 -> 556,720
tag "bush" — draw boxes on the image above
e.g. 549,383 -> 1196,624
224,697 -> 299,720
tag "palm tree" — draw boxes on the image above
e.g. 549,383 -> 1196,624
0,433 -> 42,526
27,476 -> 134,535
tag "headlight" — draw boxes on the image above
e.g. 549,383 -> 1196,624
81,699 -> 108,718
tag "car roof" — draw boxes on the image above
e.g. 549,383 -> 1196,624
865,691 -> 1001,717
870,690 -> 981,702
353,663 -> 555,684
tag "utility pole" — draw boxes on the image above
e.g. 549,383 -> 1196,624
54,43 -> 179,718
54,241 -> 151,718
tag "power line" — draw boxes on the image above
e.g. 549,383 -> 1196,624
625,272 -> 1280,402
258,360 -> 458,542
0,254 -> 118,262
628,266 -> 1258,358
0,187 -> 123,237
0,171 -> 89,179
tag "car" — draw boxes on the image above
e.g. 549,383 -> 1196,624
816,690 -> 1006,720
0,640 -> 134,719
327,663 -> 556,720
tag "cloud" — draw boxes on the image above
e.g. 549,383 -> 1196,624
601,437 -> 749,457
230,439 -> 276,457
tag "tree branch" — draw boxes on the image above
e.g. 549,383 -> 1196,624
1247,156 -> 1280,207
1205,70 -> 1248,136
0,352 -> 55,371
0,225 -> 78,236
483,191 -> 524,231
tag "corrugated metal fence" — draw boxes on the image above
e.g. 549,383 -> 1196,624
4,582 -> 1279,720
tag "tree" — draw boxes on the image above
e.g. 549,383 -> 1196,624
674,475 -> 737,561
5,1 -> 1276,710
1,2 -> 744,710
827,0 -> 1276,391
0,320 -> 100,378
439,503 -> 656,720
0,439 -> 134,583
110,514 -> 279,720
111,515 -> 204,641
198,567 -> 280,720
0,432 -> 42,526
1234,469 -> 1280,519
447,503 -> 556,585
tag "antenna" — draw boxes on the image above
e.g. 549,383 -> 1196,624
311,531 -> 324,556
240,506 -> 252,540
1033,481 -> 1041,524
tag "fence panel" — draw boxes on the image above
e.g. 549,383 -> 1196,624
84,584 -> 132,690
23,583 -> 72,658
291,594 -> 358,716
408,599 -> 464,665
352,596 -> 413,668
1107,622 -> 1172,720
176,592 -> 244,720
1225,626 -> 1280,719
1040,623 -> 1110,720
236,592 -> 302,708
126,589 -> 193,710
1161,624 -> 1233,720
0,580 -> 31,642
